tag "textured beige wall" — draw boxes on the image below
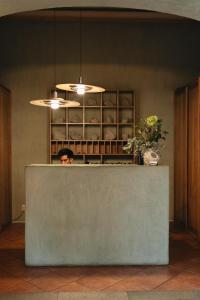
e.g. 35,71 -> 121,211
0,19 -> 200,220
0,0 -> 200,21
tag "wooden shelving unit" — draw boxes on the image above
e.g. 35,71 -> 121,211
49,90 -> 136,164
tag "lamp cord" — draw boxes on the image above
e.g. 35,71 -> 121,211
79,10 -> 82,83
54,8 -> 57,87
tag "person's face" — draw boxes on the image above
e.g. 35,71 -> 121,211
60,155 -> 73,165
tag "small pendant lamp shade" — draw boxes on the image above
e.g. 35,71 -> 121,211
30,91 -> 80,109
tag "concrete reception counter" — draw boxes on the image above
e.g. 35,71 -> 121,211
25,164 -> 169,266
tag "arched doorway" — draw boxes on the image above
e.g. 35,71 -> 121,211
0,0 -> 200,21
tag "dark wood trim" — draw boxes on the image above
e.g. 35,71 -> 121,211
0,86 -> 12,228
174,77 -> 200,240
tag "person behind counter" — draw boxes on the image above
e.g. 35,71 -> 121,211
58,148 -> 74,164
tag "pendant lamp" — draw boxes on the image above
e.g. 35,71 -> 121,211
30,9 -> 80,109
56,10 -> 105,95
30,91 -> 80,108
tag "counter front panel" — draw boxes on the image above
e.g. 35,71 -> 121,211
25,165 -> 169,266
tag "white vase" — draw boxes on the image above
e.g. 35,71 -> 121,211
143,149 -> 160,166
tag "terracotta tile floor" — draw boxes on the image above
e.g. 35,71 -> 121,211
0,224 -> 200,294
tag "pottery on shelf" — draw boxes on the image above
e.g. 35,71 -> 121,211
69,133 -> 82,140
52,127 -> 65,140
87,98 -> 98,106
89,134 -> 99,140
104,130 -> 116,140
104,98 -> 115,106
90,118 -> 99,123
121,118 -> 129,123
105,115 -> 114,123
70,115 -> 81,123
52,133 -> 65,140
53,116 -> 65,123
121,97 -> 131,106
122,133 -> 129,140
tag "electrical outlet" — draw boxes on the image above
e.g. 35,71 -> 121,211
21,204 -> 26,211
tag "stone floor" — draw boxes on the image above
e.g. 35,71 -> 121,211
1,291 -> 200,300
0,224 -> 200,294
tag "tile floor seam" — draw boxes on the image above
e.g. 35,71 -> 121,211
26,276 -> 85,292
76,275 -> 125,291
22,280 -> 47,292
1,282 -> 42,294
99,276 -> 141,292
99,267 -> 176,292
149,271 -> 182,291
0,279 -> 25,292
27,268 -> 87,284
51,268 -> 124,290
49,269 -> 92,283
53,278 -> 88,290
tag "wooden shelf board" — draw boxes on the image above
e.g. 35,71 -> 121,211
85,123 -> 100,125
119,106 -> 134,108
102,106 -> 117,109
85,106 -> 101,108
51,123 -> 67,125
119,123 -> 133,125
51,123 -> 134,125
51,153 -> 132,156
51,139 -> 129,142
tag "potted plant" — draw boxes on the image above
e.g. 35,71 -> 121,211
123,115 -> 168,165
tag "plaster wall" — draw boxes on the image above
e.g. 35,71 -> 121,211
0,19 -> 200,220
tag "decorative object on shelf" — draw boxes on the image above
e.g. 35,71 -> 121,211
52,129 -> 65,140
121,118 -> 129,124
104,98 -> 115,106
122,133 -> 129,140
89,134 -> 99,140
56,11 -> 105,95
123,115 -> 168,165
70,115 -> 81,123
30,9 -> 80,110
121,97 -> 131,106
87,98 -> 98,106
69,133 -> 82,140
53,116 -> 65,123
90,118 -> 99,123
105,115 -> 114,123
105,130 -> 116,140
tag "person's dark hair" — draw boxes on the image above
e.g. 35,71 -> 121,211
58,148 -> 74,159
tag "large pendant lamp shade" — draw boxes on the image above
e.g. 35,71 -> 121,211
30,9 -> 80,109
56,11 -> 105,95
56,76 -> 105,94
